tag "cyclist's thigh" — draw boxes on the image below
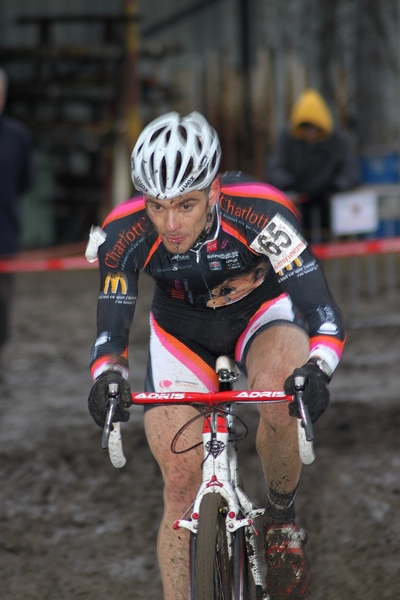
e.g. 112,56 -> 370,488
144,405 -> 203,489
245,324 -> 309,426
245,323 -> 309,389
235,292 -> 308,383
145,314 -> 217,478
145,311 -> 219,397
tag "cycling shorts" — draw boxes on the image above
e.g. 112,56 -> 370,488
143,286 -> 306,409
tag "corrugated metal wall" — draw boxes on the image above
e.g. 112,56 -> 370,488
139,0 -> 400,151
0,0 -> 399,243
1,0 -> 398,152
257,0 -> 399,151
2,0 -> 398,154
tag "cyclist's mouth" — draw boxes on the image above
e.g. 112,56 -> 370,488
164,235 -> 187,247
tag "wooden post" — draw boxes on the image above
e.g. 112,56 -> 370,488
250,49 -> 274,180
111,0 -> 141,208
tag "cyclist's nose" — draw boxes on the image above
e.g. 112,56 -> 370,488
164,209 -> 181,232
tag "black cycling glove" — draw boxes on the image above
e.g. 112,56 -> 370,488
88,370 -> 132,428
284,362 -> 330,424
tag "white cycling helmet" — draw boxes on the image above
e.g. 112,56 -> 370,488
131,111 -> 221,199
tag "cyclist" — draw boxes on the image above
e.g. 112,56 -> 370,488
87,111 -> 346,599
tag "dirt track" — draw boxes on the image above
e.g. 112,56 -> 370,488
1,269 -> 400,599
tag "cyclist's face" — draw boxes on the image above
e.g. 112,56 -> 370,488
145,179 -> 220,254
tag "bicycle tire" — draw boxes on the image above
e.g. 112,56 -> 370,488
189,530 -> 197,600
235,525 -> 268,600
193,493 -> 232,599
233,526 -> 251,599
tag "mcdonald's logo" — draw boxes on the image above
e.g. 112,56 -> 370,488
277,256 -> 303,276
103,272 -> 128,295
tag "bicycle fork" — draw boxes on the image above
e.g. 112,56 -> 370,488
174,407 -> 268,597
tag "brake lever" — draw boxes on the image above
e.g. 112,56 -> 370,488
294,374 -> 314,442
101,382 -> 119,449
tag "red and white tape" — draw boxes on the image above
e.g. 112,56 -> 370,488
312,236 -> 400,260
0,243 -> 95,273
0,255 -> 95,273
0,237 -> 400,273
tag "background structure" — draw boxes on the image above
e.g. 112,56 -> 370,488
0,0 -> 399,246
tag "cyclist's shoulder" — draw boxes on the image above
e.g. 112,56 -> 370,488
219,171 -> 300,223
97,194 -> 157,270
102,194 -> 147,229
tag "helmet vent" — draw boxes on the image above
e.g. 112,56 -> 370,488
150,129 -> 163,143
178,125 -> 188,142
173,152 -> 183,185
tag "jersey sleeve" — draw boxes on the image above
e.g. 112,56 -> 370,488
89,220 -> 139,381
249,208 -> 346,377
281,247 -> 345,378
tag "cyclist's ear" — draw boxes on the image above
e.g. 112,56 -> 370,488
208,176 -> 221,207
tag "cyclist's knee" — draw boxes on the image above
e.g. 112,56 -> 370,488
162,455 -> 202,509
258,401 -> 293,431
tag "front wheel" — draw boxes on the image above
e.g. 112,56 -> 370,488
233,525 -> 251,599
191,493 -> 232,599
234,525 -> 266,599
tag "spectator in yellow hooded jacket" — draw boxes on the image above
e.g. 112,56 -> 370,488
266,88 -> 360,240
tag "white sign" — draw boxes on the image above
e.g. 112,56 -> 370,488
330,190 -> 378,235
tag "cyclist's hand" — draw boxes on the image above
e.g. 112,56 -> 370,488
284,363 -> 330,424
88,371 -> 132,428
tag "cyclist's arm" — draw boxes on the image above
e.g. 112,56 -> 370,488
90,226 -> 139,381
249,208 -> 345,379
277,243 -> 345,379
280,247 -> 345,379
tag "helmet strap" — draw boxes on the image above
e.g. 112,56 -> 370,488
192,198 -> 215,250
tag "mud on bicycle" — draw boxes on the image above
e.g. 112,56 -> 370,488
101,357 -> 315,600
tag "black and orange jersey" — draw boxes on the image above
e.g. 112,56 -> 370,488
90,172 -> 345,379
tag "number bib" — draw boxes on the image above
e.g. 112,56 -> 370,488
250,214 -> 307,273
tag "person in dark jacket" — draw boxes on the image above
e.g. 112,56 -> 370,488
266,88 -> 360,240
0,68 -> 34,357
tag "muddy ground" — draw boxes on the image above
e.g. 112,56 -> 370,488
1,269 -> 400,600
